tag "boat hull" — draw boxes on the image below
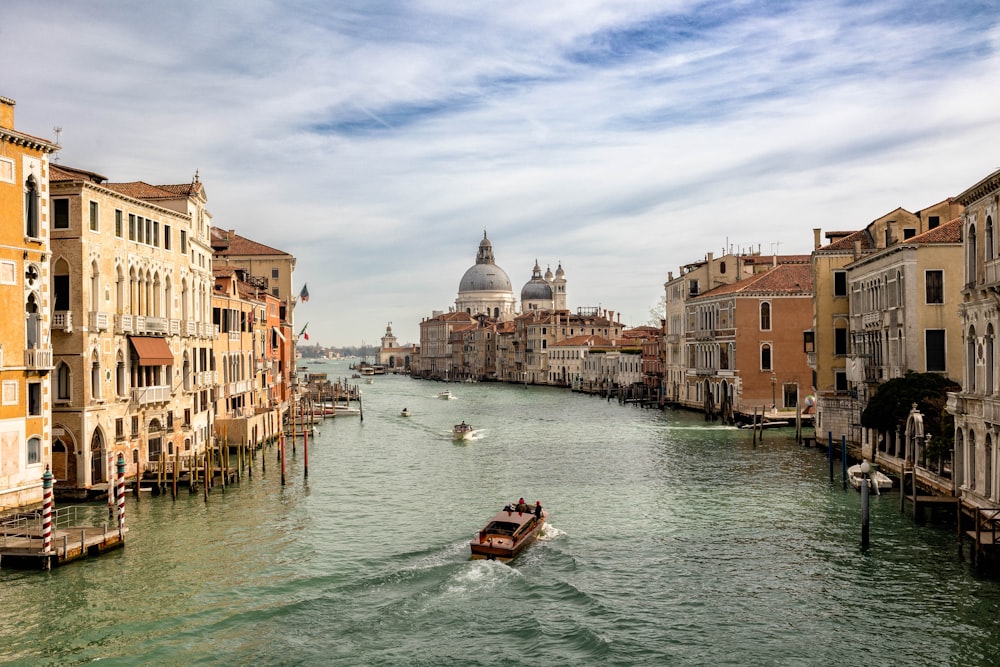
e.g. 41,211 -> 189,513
470,507 -> 547,562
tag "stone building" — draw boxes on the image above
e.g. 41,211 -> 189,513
48,163 -> 216,496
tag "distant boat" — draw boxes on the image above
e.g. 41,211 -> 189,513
438,390 -> 453,400
400,408 -> 411,417
453,422 -> 473,439
365,378 -> 374,384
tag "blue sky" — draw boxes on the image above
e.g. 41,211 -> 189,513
4,1 -> 1000,345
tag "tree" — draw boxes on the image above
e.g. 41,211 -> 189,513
647,295 -> 666,326
860,372 -> 959,457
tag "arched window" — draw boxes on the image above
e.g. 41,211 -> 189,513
760,343 -> 772,371
985,434 -> 994,500
987,215 -> 995,263
56,361 -> 71,401
968,223 -> 978,285
26,436 -> 41,466
53,258 -> 71,313
24,174 -> 39,238
967,326 -> 977,392
760,302 -> 771,331
90,429 -> 105,484
969,430 -> 977,491
987,324 -> 995,396
91,350 -> 101,400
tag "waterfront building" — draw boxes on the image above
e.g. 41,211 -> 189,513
845,218 -> 964,473
48,164 -> 215,497
810,199 -> 963,444
662,251 -> 793,406
948,168 -> 1000,508
579,337 -> 640,394
684,261 -> 814,418
0,96 -> 59,509
548,335 -> 611,388
455,232 -> 516,319
494,320 -> 517,383
377,322 -> 417,371
211,267 -> 284,451
210,228 -> 294,424
416,310 -> 474,380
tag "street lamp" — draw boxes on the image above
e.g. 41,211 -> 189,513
770,373 -> 777,413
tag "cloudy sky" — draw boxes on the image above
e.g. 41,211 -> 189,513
4,1 -> 1000,346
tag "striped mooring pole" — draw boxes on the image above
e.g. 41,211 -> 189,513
116,453 -> 126,539
41,465 -> 54,555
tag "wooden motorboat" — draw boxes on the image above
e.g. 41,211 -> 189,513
848,464 -> 892,491
438,390 -> 453,400
453,422 -> 473,439
470,502 -> 548,562
400,408 -> 411,417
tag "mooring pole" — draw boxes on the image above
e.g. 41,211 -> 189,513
41,466 -> 54,557
860,460 -> 871,549
842,435 -> 848,490
116,453 -> 126,540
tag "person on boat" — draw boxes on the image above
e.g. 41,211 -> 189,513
516,497 -> 527,512
534,501 -> 542,519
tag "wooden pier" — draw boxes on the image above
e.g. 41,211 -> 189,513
0,506 -> 125,570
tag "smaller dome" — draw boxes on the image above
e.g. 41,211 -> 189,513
521,260 -> 553,301
555,262 -> 565,279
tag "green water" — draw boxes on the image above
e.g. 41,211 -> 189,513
2,362 -> 998,666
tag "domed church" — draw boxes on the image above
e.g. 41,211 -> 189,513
521,260 -> 567,311
455,232 -> 517,319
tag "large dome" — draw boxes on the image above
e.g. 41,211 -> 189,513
459,264 -> 513,292
458,232 -> 513,292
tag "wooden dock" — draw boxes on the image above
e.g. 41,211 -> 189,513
1,507 -> 125,570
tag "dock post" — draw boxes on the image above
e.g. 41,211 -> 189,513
41,466 -> 54,561
828,431 -> 834,481
280,433 -> 287,486
173,445 -> 179,500
107,453 -> 115,518
842,436 -> 848,490
860,460 -> 871,549
116,454 -> 126,540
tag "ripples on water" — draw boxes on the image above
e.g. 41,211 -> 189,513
2,365 -> 1000,666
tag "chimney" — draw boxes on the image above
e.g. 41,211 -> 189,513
853,239 -> 862,260
0,95 -> 14,130
706,252 -> 714,286
813,228 -> 822,250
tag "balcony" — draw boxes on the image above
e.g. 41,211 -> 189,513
52,311 -> 73,333
24,346 -> 53,369
116,314 -> 134,334
228,330 -> 240,341
89,311 -> 110,331
861,311 -> 881,329
169,319 -> 181,335
131,384 -> 171,405
140,316 -> 169,334
983,396 -> 1000,423
185,320 -> 197,336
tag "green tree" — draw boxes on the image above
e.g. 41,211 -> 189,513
860,371 -> 959,459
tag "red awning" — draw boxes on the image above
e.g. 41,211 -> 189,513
129,336 -> 174,366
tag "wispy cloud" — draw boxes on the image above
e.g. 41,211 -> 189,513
4,0 -> 1000,343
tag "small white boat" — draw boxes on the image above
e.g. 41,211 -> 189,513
333,402 -> 361,417
453,421 -> 473,439
847,464 -> 892,491
365,378 -> 374,384
438,390 -> 453,400
400,408 -> 411,417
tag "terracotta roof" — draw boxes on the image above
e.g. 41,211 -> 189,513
907,217 -> 962,244
105,181 -> 180,200
551,334 -> 614,347
211,227 -> 291,257
50,163 -> 108,183
820,228 -> 873,252
697,263 -> 813,298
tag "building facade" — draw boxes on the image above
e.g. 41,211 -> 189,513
48,164 -> 216,496
0,96 -> 58,509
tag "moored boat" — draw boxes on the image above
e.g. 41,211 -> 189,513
470,501 -> 548,562
847,464 -> 892,491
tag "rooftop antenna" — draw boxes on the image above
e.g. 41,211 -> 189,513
52,126 -> 62,160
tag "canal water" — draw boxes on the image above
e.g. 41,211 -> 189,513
2,361 -> 999,666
